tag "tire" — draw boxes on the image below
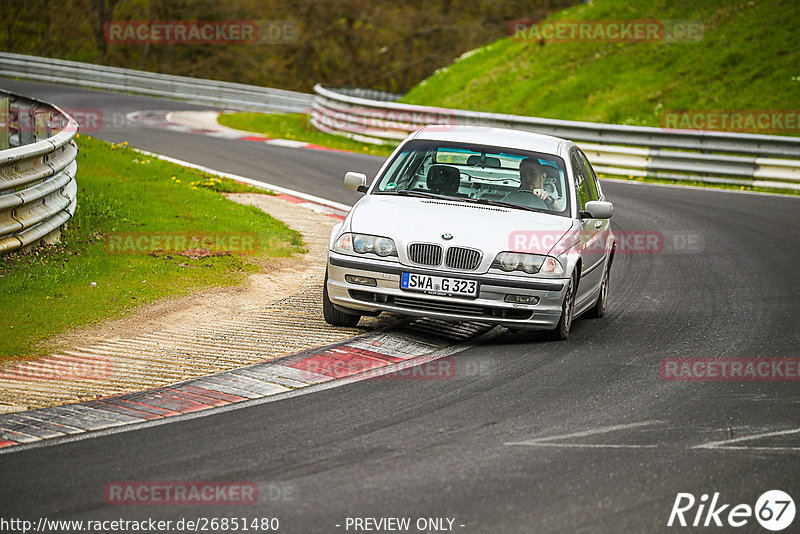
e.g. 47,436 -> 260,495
542,270 -> 577,341
322,273 -> 361,327
585,260 -> 610,319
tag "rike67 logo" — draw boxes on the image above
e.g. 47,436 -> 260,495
668,490 -> 795,531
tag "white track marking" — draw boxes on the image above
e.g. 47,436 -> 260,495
693,427 -> 800,450
701,446 -> 800,452
505,420 -> 664,448
512,443 -> 659,449
132,148 -> 353,213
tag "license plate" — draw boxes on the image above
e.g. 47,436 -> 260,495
400,272 -> 478,297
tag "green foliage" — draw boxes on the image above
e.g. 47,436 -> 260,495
402,0 -> 800,130
0,0 -> 581,93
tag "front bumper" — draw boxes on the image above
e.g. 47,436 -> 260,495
326,251 -> 569,330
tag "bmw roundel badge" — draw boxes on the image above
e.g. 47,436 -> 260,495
442,233 -> 453,240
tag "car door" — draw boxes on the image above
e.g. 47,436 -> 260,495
570,148 -> 604,306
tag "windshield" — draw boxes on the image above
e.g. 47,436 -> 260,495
373,140 -> 570,216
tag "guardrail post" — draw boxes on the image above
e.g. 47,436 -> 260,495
35,110 -> 48,141
18,104 -> 35,145
50,111 -> 65,134
0,97 -> 8,150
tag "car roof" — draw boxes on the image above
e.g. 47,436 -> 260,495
411,125 -> 568,155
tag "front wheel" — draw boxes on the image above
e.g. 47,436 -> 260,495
322,272 -> 361,327
543,271 -> 576,341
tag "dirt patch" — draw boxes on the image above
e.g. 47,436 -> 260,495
0,193 -> 395,412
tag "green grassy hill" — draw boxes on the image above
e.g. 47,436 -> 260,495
401,0 -> 800,131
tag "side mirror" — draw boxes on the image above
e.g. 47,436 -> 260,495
344,171 -> 368,193
584,200 -> 613,219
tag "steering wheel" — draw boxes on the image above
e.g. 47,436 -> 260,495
503,190 -> 550,209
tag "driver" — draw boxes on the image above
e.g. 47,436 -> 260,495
509,157 -> 557,209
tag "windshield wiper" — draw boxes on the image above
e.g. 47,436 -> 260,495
472,197 -> 548,214
376,190 -> 471,203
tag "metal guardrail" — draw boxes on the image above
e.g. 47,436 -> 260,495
0,90 -> 78,254
311,84 -> 800,191
0,52 -> 312,114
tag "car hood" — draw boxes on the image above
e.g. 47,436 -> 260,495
349,195 -> 575,264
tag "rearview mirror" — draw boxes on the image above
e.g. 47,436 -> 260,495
344,171 -> 368,193
584,200 -> 613,219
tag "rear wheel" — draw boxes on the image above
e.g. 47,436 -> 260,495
586,261 -> 610,318
322,272 -> 361,327
543,270 -> 577,341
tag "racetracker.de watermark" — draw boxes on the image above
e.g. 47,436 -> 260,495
311,106 -> 455,135
14,109 -> 151,134
104,20 -> 298,44
104,232 -> 258,255
509,19 -> 704,43
508,230 -> 703,255
103,482 -> 292,505
660,358 -> 800,381
291,353 -> 494,382
661,110 -> 800,134
296,357 -> 457,381
0,355 -> 111,381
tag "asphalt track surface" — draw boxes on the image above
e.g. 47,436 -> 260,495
1,79 -> 799,533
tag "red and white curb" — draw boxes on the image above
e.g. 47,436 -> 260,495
127,110 -> 353,154
0,320 -> 498,453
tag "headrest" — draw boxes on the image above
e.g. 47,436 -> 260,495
543,165 -> 560,178
427,165 -> 461,194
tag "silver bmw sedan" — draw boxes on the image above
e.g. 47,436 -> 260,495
324,126 -> 615,340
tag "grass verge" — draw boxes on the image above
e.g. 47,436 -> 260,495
0,136 -> 304,360
401,0 -> 800,134
217,112 -> 396,157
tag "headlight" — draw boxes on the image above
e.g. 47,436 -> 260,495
492,252 -> 563,275
520,254 -> 537,273
353,234 -> 372,254
373,237 -> 396,257
499,252 -> 522,271
335,233 -> 397,257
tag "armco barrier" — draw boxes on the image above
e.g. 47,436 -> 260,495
0,52 -> 312,113
0,90 -> 78,254
310,84 -> 800,191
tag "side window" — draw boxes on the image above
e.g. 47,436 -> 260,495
579,150 -> 601,200
570,149 -> 591,211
